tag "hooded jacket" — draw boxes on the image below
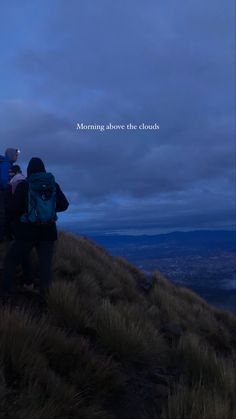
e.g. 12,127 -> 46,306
6,158 -> 69,241
0,148 -> 19,188
27,157 -> 46,177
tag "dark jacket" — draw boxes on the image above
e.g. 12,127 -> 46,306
6,179 -> 69,241
0,148 -> 19,188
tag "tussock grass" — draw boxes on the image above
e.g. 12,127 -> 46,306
150,270 -> 234,350
12,372 -> 82,419
164,332 -> 236,418
0,309 -> 83,418
53,232 -> 85,274
177,334 -> 235,391
148,269 -> 236,417
115,255 -> 147,281
75,271 -> 102,298
0,231 -> 236,418
0,307 -> 123,418
95,299 -> 165,364
55,231 -> 142,304
213,306 -> 236,332
47,281 -> 94,332
42,330 -> 124,403
162,384 -> 235,419
177,286 -> 209,307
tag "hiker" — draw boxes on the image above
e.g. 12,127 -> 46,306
5,165 -> 35,288
0,149 -> 20,241
1,157 -> 69,297
5,165 -> 26,239
9,165 -> 26,194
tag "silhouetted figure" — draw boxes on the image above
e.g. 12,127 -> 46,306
9,165 -> 26,194
0,148 -> 20,241
1,157 -> 69,296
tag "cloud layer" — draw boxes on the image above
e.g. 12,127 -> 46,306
0,0 -> 235,233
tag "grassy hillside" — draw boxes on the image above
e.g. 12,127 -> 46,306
0,231 -> 236,419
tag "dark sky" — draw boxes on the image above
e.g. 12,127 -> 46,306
0,0 -> 235,234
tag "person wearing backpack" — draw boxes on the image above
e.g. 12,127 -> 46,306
1,157 -> 69,297
5,164 -> 41,290
0,148 -> 20,241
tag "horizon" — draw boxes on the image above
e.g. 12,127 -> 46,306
1,1 -> 235,233
59,223 -> 236,237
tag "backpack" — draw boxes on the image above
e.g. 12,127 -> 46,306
21,173 -> 58,224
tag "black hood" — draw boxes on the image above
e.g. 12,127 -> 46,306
27,158 -> 46,177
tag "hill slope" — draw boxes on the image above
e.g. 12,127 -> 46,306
0,231 -> 236,419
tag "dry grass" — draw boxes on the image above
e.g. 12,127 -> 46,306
162,384 -> 235,419
161,334 -> 236,419
148,270 -> 236,418
0,307 -> 123,418
95,299 -> 166,364
0,309 -> 83,418
177,334 -> 235,391
0,231 -> 236,418
47,280 -> 95,332
149,270 -> 234,351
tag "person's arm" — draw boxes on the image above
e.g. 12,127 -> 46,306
56,183 -> 69,212
1,161 -> 11,187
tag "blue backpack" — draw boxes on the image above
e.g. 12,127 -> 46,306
21,173 -> 58,224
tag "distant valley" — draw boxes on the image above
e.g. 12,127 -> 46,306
64,228 -> 236,313
87,231 -> 236,313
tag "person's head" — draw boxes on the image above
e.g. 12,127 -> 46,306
9,165 -> 22,179
5,148 -> 20,163
27,157 -> 46,177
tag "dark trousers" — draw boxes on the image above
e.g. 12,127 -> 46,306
2,240 -> 54,295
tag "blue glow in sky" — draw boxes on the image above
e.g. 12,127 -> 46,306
0,0 -> 235,234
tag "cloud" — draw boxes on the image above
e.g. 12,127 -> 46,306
0,0 -> 235,232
